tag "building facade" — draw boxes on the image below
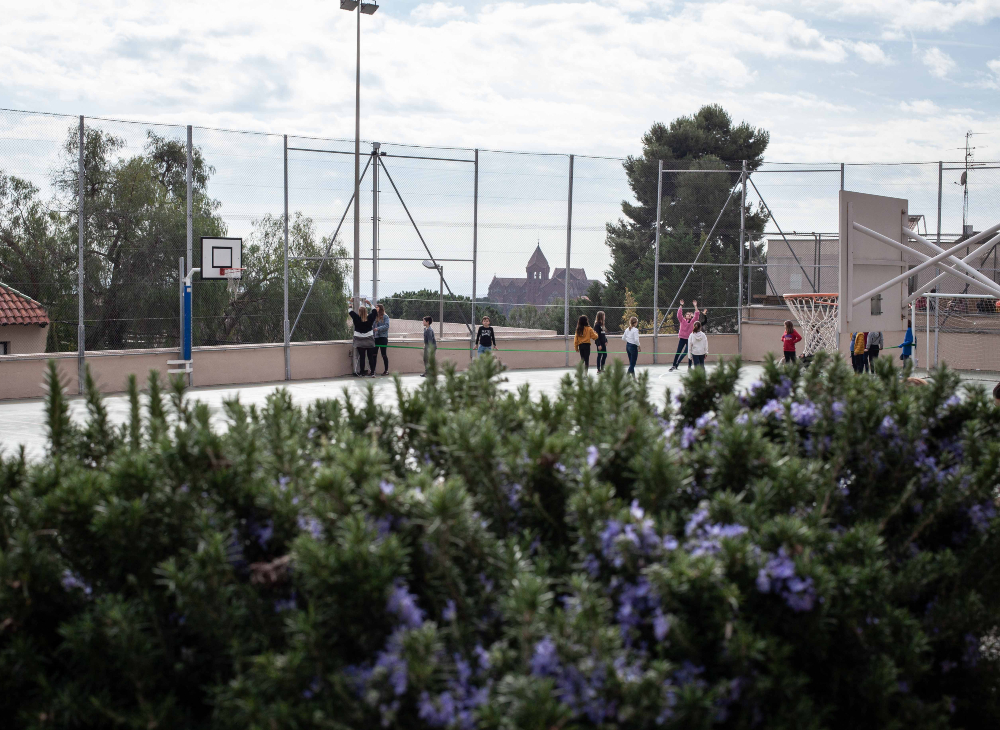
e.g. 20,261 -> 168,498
487,245 -> 595,313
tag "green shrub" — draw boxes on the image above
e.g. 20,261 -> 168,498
2,354 -> 1000,729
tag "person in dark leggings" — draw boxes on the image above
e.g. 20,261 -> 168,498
573,315 -> 598,373
622,316 -> 640,377
373,304 -> 390,375
593,310 -> 609,373
670,300 -> 696,371
867,330 -> 882,368
348,301 -> 376,376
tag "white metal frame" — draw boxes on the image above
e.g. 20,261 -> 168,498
920,291 -> 999,368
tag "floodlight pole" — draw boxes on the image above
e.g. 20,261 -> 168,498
652,159 -> 662,363
372,141 -> 379,304
738,160 -> 746,356
283,134 -> 290,381
352,1 -> 361,310
439,265 -> 444,340
564,154 -> 574,366
77,115 -> 85,394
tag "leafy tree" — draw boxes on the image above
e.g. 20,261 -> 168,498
3,357 -> 1000,729
0,173 -> 76,350
604,105 -> 770,332
381,290 -> 504,330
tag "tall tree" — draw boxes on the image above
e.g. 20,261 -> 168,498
603,105 -> 769,332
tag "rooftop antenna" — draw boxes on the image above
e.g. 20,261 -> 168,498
953,131 -> 988,237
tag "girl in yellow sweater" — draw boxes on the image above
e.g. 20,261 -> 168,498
573,315 -> 598,373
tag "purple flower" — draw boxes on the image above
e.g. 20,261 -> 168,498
443,599 -> 457,622
583,553 -> 600,577
302,675 -> 322,699
474,644 -> 491,671
274,593 -> 297,612
61,569 -> 92,596
774,376 -> 793,398
760,399 -> 784,419
630,500 -> 645,520
662,535 -> 679,551
735,413 -> 750,425
586,445 -> 599,468
944,394 -> 961,409
653,609 -> 671,641
379,479 -> 395,496
790,400 -> 818,427
695,412 -> 717,430
387,582 -> 425,629
530,636 -> 560,676
878,415 -> 897,437
297,515 -> 323,539
684,509 -> 709,537
680,426 -> 698,449
756,548 -> 816,612
831,401 -> 845,421
278,475 -> 291,491
969,502 -> 996,533
250,519 -> 274,548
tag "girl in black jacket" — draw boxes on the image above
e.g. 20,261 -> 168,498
593,310 -> 608,373
348,300 -> 377,376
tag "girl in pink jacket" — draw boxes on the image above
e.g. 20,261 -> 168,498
670,299 -> 697,371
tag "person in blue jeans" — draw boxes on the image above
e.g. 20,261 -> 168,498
475,316 -> 498,358
622,316 -> 640,377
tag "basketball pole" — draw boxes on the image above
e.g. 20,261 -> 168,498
652,159 -> 662,364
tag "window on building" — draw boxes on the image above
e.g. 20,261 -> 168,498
871,293 -> 882,316
0,342 -> 8,355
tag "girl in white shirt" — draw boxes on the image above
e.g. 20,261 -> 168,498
688,321 -> 708,368
621,316 -> 640,377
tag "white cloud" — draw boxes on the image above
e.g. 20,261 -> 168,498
775,0 -> 1000,32
922,47 -> 956,78
410,3 -> 467,24
850,41 -> 891,65
989,58 -> 1000,76
900,99 -> 940,114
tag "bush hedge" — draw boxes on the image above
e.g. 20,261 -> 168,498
2,355 -> 999,729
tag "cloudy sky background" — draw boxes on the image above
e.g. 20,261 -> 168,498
2,0 -> 999,297
2,0 -> 999,160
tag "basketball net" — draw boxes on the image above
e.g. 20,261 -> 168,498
222,268 -> 245,298
783,293 -> 839,357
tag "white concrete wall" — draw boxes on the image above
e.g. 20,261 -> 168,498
0,325 -> 48,355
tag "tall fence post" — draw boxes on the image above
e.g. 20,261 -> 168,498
564,154 -> 574,366
283,134 -> 291,381
934,160 -> 942,367
186,126 -> 194,386
471,149 -> 478,359
840,162 -> 845,191
738,160 -> 746,356
652,160 -> 663,364
77,115 -> 85,393
372,141 -> 379,304
179,257 -> 185,365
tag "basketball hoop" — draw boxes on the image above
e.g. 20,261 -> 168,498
221,267 -> 245,297
783,293 -> 839,357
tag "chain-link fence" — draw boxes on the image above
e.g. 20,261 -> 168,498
2,107 -> 999,372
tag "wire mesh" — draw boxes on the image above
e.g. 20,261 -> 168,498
2,107 -> 1000,363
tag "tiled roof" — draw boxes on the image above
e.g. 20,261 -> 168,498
0,283 -> 49,326
526,244 -> 549,269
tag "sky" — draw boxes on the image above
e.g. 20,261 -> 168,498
2,0 -> 1000,162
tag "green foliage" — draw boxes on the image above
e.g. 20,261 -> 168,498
382,290 -> 505,329
603,106 -> 770,328
3,355 -> 1000,730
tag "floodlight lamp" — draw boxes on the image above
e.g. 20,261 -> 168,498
360,2 -> 379,13
422,260 -> 437,269
340,0 -> 359,10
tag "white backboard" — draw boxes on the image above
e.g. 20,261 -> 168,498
839,191 -> 908,334
200,237 -> 243,280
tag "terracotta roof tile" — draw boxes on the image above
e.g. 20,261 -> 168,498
0,284 -> 49,326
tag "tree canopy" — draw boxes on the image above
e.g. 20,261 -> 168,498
603,105 -> 770,332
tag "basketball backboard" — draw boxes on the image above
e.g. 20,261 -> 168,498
838,191 -> 909,335
200,237 -> 243,280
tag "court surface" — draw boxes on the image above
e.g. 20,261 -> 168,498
0,363 -> 768,461
1,362 -> 993,462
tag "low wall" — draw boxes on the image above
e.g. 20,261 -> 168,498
0,332 -> 740,401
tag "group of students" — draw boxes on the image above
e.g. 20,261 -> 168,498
779,319 -> 917,369
570,301 -> 711,377
348,299 -> 391,376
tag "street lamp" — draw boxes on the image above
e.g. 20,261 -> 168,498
422,259 -> 443,339
340,0 -> 379,310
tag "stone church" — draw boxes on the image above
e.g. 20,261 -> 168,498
487,244 -> 595,313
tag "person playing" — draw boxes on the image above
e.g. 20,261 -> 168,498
593,310 -> 609,373
475,316 -> 498,358
622,316 -> 640,377
867,330 -> 883,366
670,299 -> 696,371
861,331 -> 871,373
348,298 -> 376,377
781,320 -> 802,362
373,304 -> 390,376
688,320 -> 708,368
421,316 -> 436,377
574,315 -> 598,373
899,320 -> 914,361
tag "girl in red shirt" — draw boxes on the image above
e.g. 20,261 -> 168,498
781,320 -> 802,362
